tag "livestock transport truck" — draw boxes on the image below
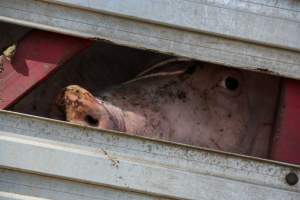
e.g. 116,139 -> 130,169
0,0 -> 300,199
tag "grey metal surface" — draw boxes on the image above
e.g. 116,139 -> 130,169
0,169 -> 171,200
0,0 -> 300,80
46,0 -> 300,51
0,110 -> 300,199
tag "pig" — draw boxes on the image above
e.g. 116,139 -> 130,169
53,61 -> 279,157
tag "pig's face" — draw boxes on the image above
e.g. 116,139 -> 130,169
54,64 -> 279,157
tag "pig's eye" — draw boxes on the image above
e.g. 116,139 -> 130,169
84,115 -> 99,126
217,72 -> 242,96
224,76 -> 239,91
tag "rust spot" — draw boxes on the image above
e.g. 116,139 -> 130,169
256,68 -> 271,73
255,68 -> 280,76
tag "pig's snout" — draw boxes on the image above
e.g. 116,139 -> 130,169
54,85 -> 124,131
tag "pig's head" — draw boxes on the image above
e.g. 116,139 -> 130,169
52,63 -> 279,158
53,85 -> 120,130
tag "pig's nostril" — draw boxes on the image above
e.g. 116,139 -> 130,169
225,77 -> 239,91
84,115 -> 99,126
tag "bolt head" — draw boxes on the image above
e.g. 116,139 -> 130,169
286,172 -> 298,186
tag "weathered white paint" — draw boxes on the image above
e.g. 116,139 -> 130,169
0,110 -> 299,199
0,0 -> 300,80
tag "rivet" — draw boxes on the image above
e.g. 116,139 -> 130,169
286,172 -> 298,186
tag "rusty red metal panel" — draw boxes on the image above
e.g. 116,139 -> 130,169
0,30 -> 92,109
271,79 -> 300,165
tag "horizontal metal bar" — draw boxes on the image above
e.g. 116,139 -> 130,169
0,191 -> 50,200
0,110 -> 299,199
44,0 -> 300,52
0,169 -> 167,200
1,0 -> 300,80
